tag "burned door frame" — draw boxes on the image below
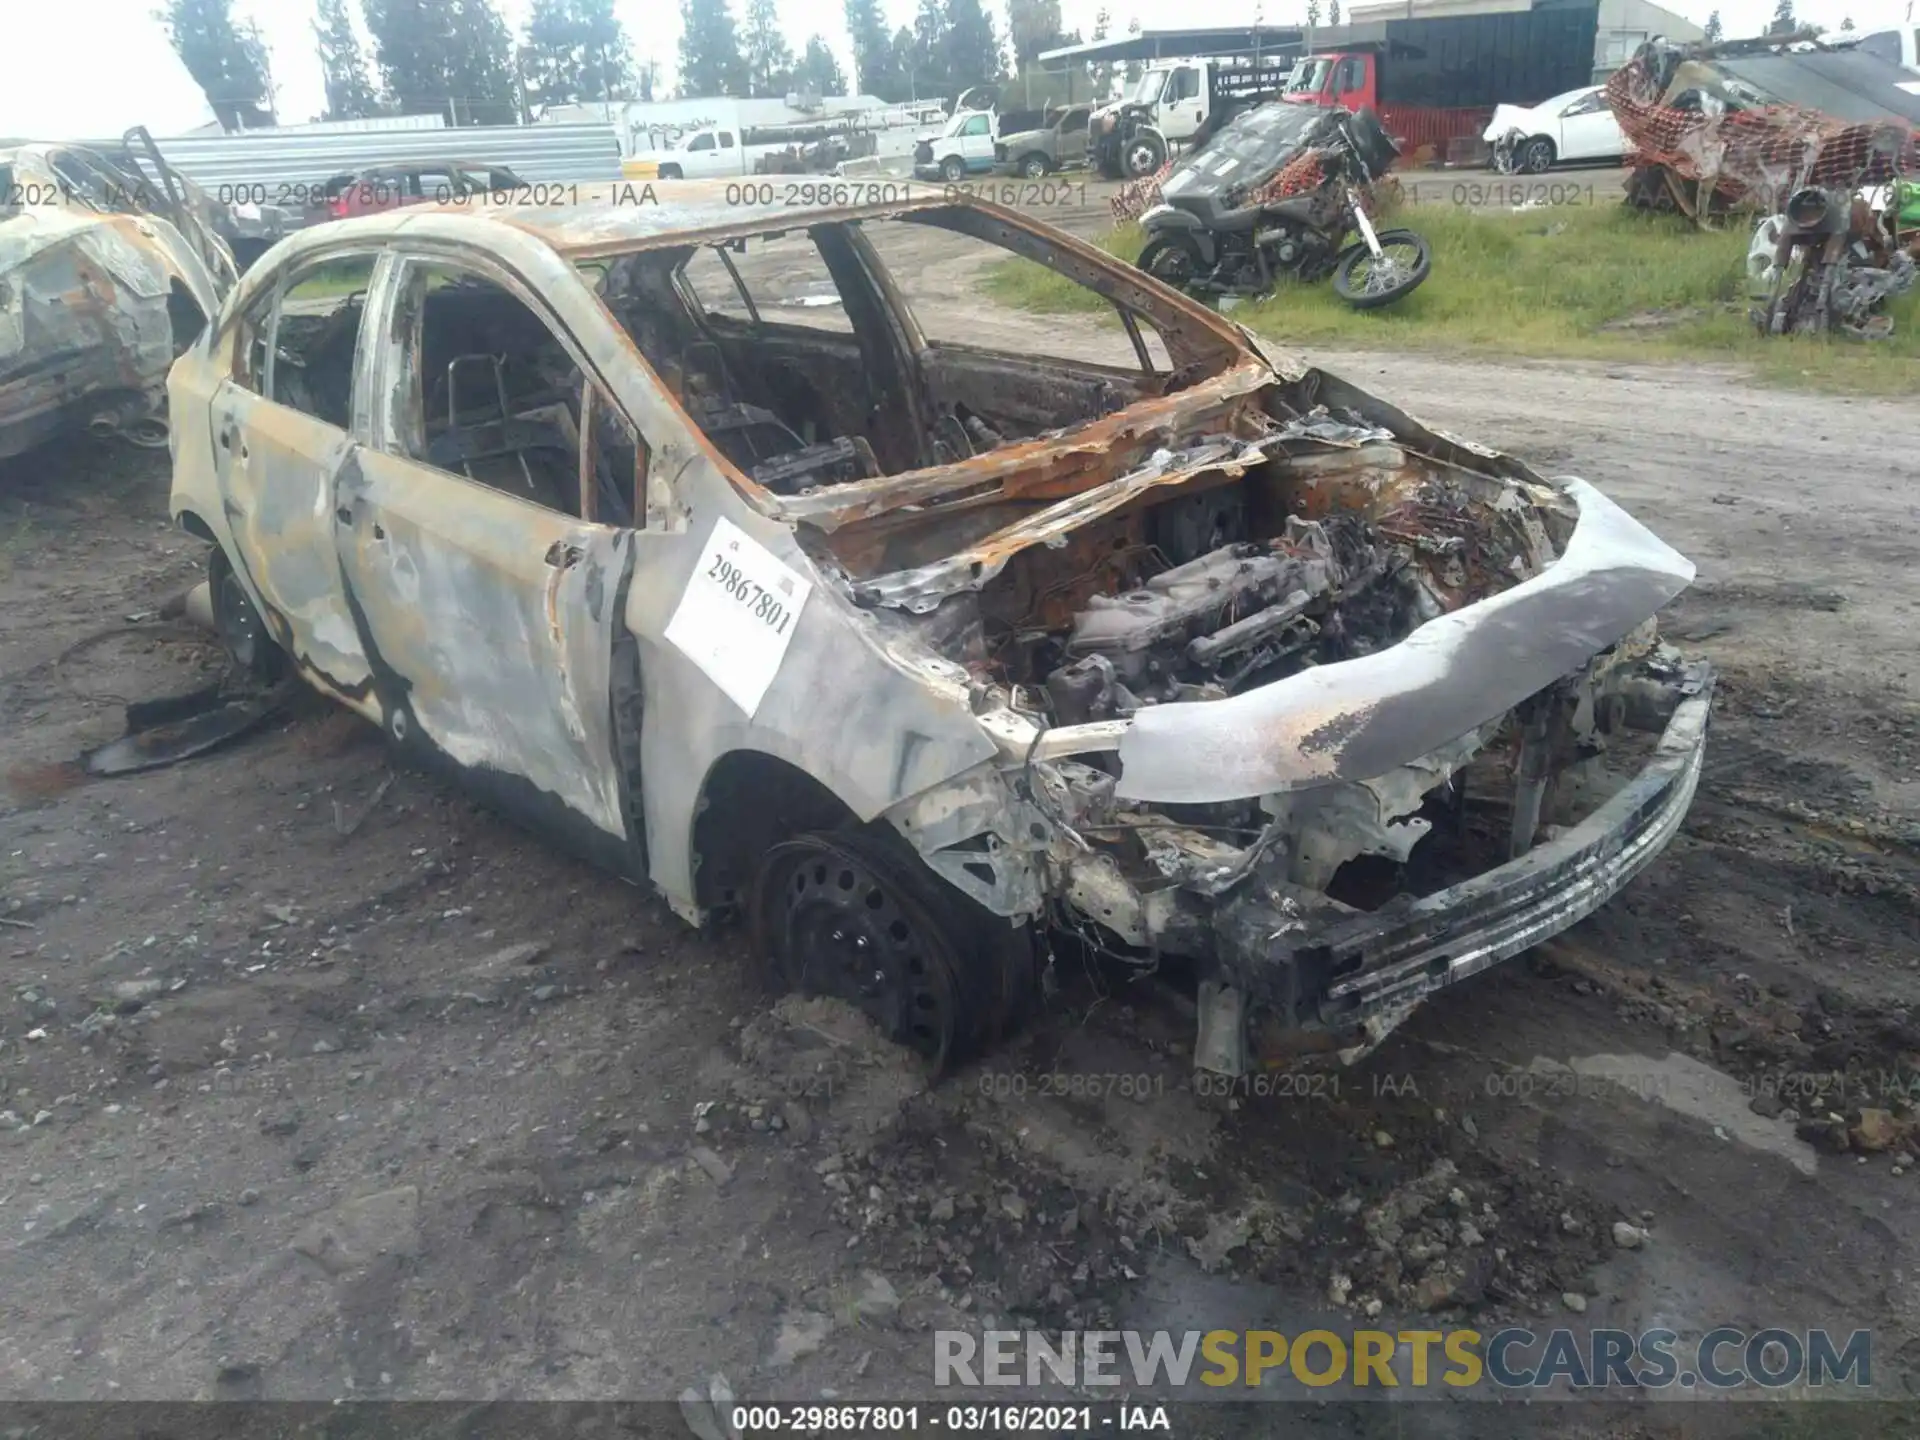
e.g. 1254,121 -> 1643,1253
344,241 -> 650,877
206,245 -> 384,704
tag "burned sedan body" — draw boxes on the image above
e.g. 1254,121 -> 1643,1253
1,141 -> 233,458
167,182 -> 1711,1075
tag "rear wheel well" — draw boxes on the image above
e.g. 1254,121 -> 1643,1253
176,509 -> 216,543
692,751 -> 858,918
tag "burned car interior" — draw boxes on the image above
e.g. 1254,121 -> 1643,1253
249,261 -> 642,524
593,211 -> 1210,494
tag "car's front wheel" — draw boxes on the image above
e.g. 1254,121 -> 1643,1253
1519,137 -> 1556,174
750,827 -> 1036,1075
940,155 -> 968,183
209,545 -> 285,685
1019,153 -> 1050,178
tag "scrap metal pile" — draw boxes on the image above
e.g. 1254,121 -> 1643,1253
1605,33 -> 1920,221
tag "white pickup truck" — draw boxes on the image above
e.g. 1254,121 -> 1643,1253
625,126 -> 774,180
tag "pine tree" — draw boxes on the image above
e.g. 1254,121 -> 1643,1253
155,0 -> 276,129
942,0 -> 1001,89
742,0 -> 794,95
911,0 -> 949,96
1306,0 -> 1322,28
1007,0 -> 1064,68
844,0 -> 900,98
523,0 -> 636,110
1840,15 -> 1854,30
1768,0 -> 1795,36
314,0 -> 382,119
793,35 -> 846,93
1703,9 -> 1722,42
679,0 -> 750,95
1328,0 -> 1341,24
364,0 -> 516,123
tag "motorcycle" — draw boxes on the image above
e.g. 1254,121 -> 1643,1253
1134,104 -> 1431,311
1753,183 -> 1917,341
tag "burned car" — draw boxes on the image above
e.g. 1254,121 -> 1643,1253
1,137 -> 235,458
167,182 -> 1711,1076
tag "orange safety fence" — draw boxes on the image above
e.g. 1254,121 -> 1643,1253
1605,40 -> 1920,220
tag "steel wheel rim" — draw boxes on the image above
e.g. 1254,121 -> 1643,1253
766,840 -> 960,1068
1351,241 -> 1422,294
1127,143 -> 1158,175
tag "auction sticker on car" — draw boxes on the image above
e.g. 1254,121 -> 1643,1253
664,516 -> 812,718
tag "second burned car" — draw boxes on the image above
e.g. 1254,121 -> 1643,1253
166,181 -> 1711,1075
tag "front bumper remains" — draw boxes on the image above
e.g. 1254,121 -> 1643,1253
1215,663 -> 1714,1045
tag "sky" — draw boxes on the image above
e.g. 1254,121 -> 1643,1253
0,0 -> 1913,139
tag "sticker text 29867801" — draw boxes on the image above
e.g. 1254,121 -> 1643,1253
706,553 -> 795,636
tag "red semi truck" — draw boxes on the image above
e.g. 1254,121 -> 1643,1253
1281,10 -> 1603,155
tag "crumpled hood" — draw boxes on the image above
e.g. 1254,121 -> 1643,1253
1483,104 -> 1533,141
1113,477 -> 1695,803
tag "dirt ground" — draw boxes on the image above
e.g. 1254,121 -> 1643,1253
0,190 -> 1917,1436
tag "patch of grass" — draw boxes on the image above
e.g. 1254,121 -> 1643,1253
982,204 -> 1920,394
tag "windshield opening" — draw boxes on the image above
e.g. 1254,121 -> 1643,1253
1286,58 -> 1332,95
1125,69 -> 1167,105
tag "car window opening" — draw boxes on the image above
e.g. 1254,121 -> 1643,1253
592,211 -> 1213,503
396,265 -> 641,525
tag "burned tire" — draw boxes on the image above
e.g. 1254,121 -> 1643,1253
1138,233 -> 1204,290
209,545 -> 285,685
750,827 -> 1036,1075
1332,229 -> 1431,310
1019,153 -> 1050,178
1519,137 -> 1555,174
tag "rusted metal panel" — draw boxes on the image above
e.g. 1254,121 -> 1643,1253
1,146 -> 230,458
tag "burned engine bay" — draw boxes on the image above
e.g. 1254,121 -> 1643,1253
794,366 -> 1706,1059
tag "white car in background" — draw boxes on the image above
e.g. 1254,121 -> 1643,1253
1484,86 -> 1626,173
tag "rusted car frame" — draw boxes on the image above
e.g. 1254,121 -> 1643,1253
1,141 -> 234,458
168,181 -> 1711,1075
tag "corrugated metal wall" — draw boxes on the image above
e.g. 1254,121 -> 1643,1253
75,124 -> 622,198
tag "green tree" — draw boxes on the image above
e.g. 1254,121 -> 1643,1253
1703,8 -> 1722,41
1122,14 -> 1141,87
363,0 -> 517,124
1767,0 -> 1795,35
1007,0 -> 1064,68
1840,14 -> 1854,30
890,24 -> 916,96
742,0 -> 794,95
155,0 -> 276,129
793,35 -> 847,93
942,0 -> 1001,88
314,0 -> 382,119
1328,0 -> 1341,24
909,0 -> 950,96
1306,0 -> 1321,27
844,0 -> 901,98
523,0 -> 636,110
679,0 -> 749,95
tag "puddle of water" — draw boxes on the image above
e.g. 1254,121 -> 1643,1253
1528,1051 -> 1820,1175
